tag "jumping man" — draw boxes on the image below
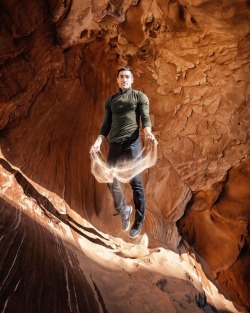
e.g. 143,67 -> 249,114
90,66 -> 156,238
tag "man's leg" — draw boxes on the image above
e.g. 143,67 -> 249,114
123,137 -> 146,238
129,174 -> 145,238
130,174 -> 145,222
107,178 -> 132,231
107,143 -> 132,231
107,178 -> 125,213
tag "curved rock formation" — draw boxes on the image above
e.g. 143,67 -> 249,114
0,0 -> 249,312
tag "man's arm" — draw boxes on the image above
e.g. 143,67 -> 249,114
138,92 -> 157,144
99,98 -> 112,137
90,98 -> 112,153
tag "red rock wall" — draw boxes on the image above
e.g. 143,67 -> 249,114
0,0 -> 249,310
0,197 -> 100,313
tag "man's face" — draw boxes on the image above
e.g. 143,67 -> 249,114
117,70 -> 134,91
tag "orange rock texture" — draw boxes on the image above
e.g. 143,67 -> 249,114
0,0 -> 249,312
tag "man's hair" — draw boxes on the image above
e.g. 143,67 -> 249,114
117,66 -> 133,78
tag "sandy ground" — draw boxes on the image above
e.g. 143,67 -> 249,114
58,213 -> 245,313
0,155 -> 246,313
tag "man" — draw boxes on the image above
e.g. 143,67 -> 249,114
91,66 -> 156,238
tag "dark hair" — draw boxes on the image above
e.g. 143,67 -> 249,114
117,66 -> 133,77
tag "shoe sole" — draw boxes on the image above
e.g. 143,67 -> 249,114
129,231 -> 141,238
122,205 -> 132,231
129,220 -> 142,238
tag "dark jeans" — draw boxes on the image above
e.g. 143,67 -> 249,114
107,137 -> 145,223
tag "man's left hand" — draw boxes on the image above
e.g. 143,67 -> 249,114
143,127 -> 157,144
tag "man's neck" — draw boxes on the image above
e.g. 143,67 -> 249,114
119,87 -> 132,93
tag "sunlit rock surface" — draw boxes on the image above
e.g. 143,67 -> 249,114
0,0 -> 249,312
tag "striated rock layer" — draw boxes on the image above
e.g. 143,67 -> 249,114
0,0 -> 249,312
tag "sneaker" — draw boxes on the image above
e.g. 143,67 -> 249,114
129,221 -> 143,238
120,205 -> 132,231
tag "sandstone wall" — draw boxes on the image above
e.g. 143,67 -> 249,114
0,0 -> 249,310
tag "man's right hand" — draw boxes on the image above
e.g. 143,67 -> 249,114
90,135 -> 105,153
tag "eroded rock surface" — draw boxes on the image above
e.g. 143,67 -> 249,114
0,0 -> 249,312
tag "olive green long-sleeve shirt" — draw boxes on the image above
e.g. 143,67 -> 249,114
100,88 -> 151,143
